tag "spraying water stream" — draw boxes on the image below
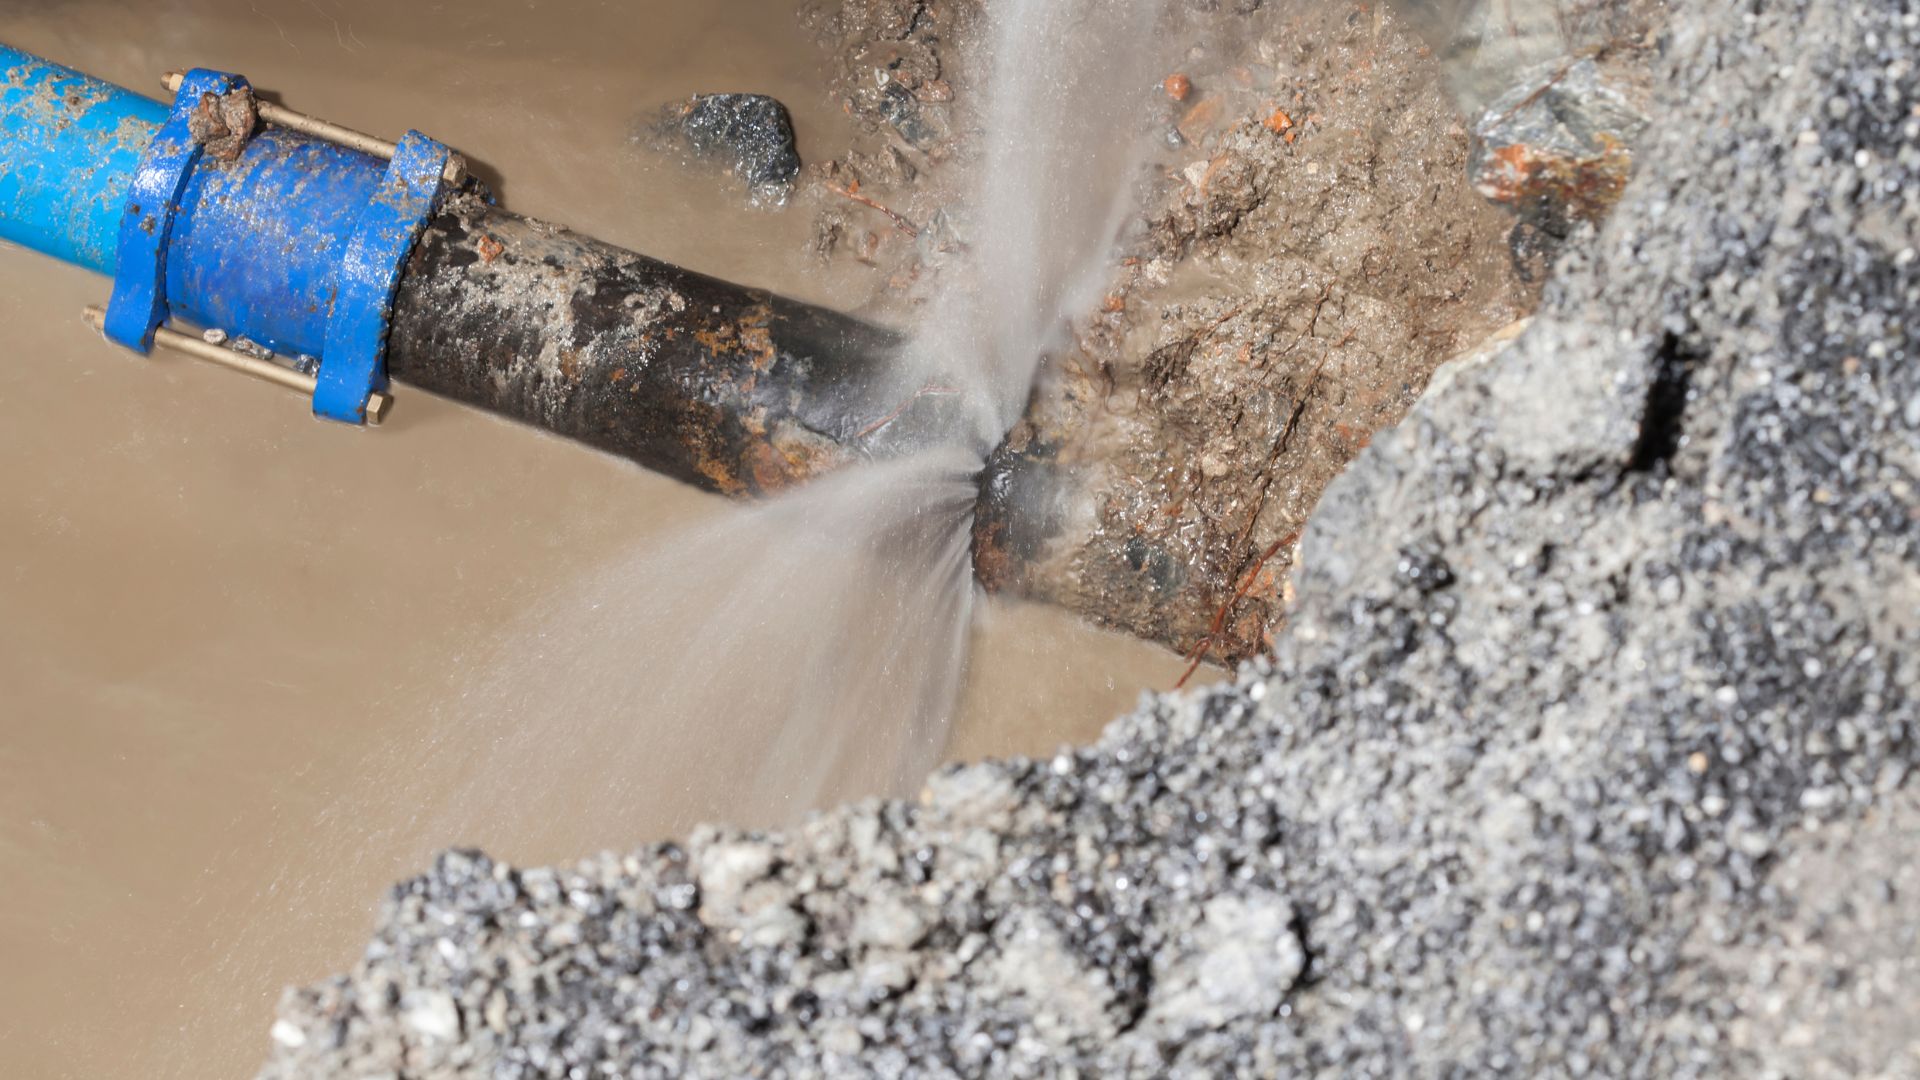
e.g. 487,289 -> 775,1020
0,2 -> 1186,1075
412,0 -> 1178,828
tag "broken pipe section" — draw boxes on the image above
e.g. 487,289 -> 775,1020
386,195 -> 906,496
969,418 -> 1286,671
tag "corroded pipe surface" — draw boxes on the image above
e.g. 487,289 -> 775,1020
387,194 -> 907,496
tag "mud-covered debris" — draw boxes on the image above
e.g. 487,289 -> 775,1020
1469,58 -> 1649,235
187,84 -> 257,161
664,93 -> 803,197
879,82 -> 944,149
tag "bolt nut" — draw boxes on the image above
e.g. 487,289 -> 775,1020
365,392 -> 395,426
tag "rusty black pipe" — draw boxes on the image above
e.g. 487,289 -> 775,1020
386,194 -> 907,496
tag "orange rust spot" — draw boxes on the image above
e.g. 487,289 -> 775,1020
1101,294 -> 1126,313
692,327 -> 729,354
1163,73 -> 1192,102
1263,108 -> 1294,135
476,234 -> 505,264
746,428 -> 839,493
737,304 -> 778,371
692,453 -> 746,497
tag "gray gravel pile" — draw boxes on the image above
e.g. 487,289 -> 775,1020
260,0 -> 1920,1075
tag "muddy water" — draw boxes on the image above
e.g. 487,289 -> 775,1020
0,4 -> 1192,1077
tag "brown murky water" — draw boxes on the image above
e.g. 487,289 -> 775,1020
0,4 -> 1192,1077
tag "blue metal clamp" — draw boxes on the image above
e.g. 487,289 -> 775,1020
313,131 -> 452,423
102,68 -> 246,352
101,65 -> 455,425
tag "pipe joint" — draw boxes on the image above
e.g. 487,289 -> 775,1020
0,45 -> 471,426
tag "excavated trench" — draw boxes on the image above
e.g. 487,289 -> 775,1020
33,0 -> 1906,1077
260,0 -> 1920,1069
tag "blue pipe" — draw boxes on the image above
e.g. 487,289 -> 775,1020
0,43 -> 453,421
0,45 -> 166,273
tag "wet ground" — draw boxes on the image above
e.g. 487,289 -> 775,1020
0,4 -> 1192,1077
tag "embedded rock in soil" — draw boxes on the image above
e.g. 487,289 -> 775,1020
261,0 -> 1919,1076
663,93 -> 804,199
1470,57 -> 1651,239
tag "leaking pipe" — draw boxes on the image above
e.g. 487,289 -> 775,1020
0,44 -> 905,494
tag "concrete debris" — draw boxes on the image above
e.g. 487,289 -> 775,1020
261,0 -> 1919,1076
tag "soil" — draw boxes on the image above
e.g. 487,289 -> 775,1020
975,0 -> 1543,664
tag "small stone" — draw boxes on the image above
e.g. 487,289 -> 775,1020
853,892 -> 930,950
401,990 -> 460,1041
821,1021 -> 864,1056
1177,97 -> 1224,144
663,94 -> 802,197
269,1019 -> 307,1049
1469,59 -> 1649,234
698,840 -> 776,911
1146,892 -> 1303,1032
924,763 -> 1018,827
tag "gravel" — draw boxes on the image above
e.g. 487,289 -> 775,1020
260,0 -> 1920,1075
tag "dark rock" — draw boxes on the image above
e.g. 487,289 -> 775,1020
879,82 -> 941,149
1469,58 -> 1650,237
666,93 -> 803,197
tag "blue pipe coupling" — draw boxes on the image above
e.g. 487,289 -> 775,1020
0,46 -> 460,424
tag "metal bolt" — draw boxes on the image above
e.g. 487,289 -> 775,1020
364,391 -> 395,425
160,71 -> 466,184
83,306 -> 396,427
